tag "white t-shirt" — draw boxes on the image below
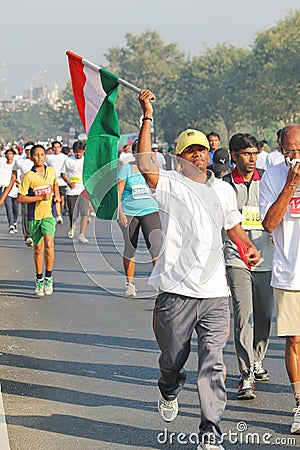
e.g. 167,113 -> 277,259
149,170 -> 242,298
61,157 -> 85,196
0,162 -> 18,197
256,150 -> 268,170
46,153 -> 68,186
265,149 -> 284,170
13,158 -> 33,179
260,161 -> 300,289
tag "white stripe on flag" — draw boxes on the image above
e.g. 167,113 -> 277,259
83,66 -> 106,135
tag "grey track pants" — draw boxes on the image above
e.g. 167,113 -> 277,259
227,267 -> 274,378
153,292 -> 230,442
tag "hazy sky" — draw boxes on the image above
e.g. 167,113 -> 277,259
1,0 -> 299,96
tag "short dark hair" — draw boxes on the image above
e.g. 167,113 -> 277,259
5,148 -> 15,156
72,140 -> 85,152
30,144 -> 46,158
131,139 -> 138,154
61,145 -> 70,155
52,140 -> 62,148
229,133 -> 259,153
207,131 -> 220,140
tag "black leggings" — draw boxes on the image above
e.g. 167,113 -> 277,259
119,211 -> 161,259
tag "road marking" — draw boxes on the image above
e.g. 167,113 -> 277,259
0,384 -> 10,450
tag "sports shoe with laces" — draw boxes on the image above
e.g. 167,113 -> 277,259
78,234 -> 89,244
254,361 -> 269,381
68,228 -> 74,239
197,443 -> 226,450
237,377 -> 256,400
44,277 -> 53,295
125,282 -> 137,297
158,395 -> 178,422
9,225 -> 15,234
35,279 -> 44,296
291,405 -> 300,434
56,215 -> 63,224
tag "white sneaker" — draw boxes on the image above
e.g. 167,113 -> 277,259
56,215 -> 63,224
291,405 -> 300,434
44,277 -> 53,295
197,444 -> 225,450
158,395 -> 178,422
68,228 -> 74,239
78,234 -> 89,244
35,279 -> 44,296
125,282 -> 137,297
26,237 -> 33,247
9,225 -> 15,234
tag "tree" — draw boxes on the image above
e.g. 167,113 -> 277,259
190,44 -> 252,140
0,103 -> 57,142
47,81 -> 84,135
250,10 -> 300,127
105,30 -> 186,141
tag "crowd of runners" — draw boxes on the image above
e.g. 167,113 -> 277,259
0,93 -> 300,449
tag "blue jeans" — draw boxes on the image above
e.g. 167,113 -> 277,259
4,196 -> 19,227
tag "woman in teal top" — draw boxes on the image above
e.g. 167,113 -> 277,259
117,140 -> 161,297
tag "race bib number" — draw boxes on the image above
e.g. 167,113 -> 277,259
289,197 -> 300,217
70,176 -> 82,183
289,185 -> 300,217
33,185 -> 53,197
242,206 -> 263,230
132,184 -> 150,199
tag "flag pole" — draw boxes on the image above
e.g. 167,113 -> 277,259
67,51 -> 141,95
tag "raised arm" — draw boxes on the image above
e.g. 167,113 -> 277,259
137,90 -> 159,188
262,163 -> 300,232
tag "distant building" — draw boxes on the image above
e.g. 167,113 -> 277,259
0,82 -> 59,111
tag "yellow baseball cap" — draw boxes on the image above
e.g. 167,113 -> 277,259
176,129 -> 209,155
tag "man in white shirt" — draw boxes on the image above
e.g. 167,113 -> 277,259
260,124 -> 300,435
61,141 -> 89,243
256,140 -> 269,170
151,143 -> 166,169
137,89 -> 260,450
0,143 -> 34,244
265,129 -> 285,170
46,141 -> 68,224
0,149 -> 19,233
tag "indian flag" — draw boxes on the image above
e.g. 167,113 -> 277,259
66,50 -> 120,220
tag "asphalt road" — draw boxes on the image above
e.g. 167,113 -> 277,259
0,209 -> 299,450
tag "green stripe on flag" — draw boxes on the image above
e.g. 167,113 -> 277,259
83,69 -> 120,220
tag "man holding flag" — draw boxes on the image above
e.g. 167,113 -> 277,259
136,90 -> 260,450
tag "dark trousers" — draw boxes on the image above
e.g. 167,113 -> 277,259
153,292 -> 229,443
